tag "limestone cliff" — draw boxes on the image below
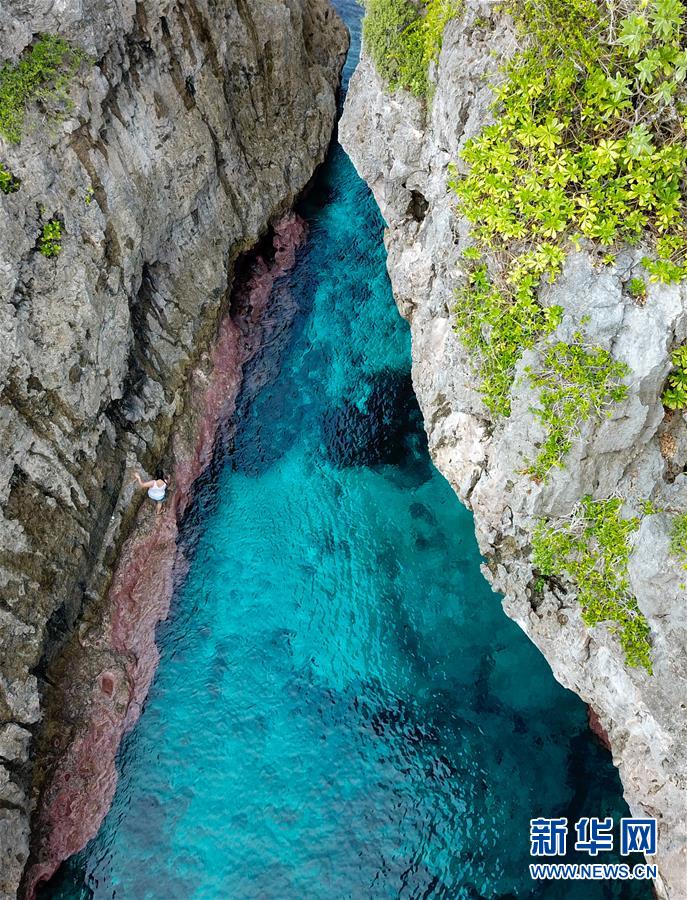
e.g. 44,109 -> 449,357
0,2 -> 347,896
340,6 -> 686,897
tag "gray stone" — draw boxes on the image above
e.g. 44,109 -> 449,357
0,725 -> 31,763
630,516 -> 687,625
0,811 -> 28,900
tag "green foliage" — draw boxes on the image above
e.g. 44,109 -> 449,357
455,256 -> 562,415
363,0 -> 422,94
449,0 -> 687,467
670,512 -> 687,568
662,343 -> 687,408
532,496 -> 652,672
422,0 -> 461,65
362,0 -> 461,96
39,219 -> 62,257
640,498 -> 662,515
85,184 -> 94,205
525,336 -> 629,479
0,161 -> 20,193
452,0 -> 687,270
628,276 -> 647,299
0,34 -> 85,143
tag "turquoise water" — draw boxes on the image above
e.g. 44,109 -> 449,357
45,5 -> 650,898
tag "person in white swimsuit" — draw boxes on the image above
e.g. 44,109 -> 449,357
133,469 -> 168,515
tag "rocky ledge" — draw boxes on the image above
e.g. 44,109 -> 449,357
0,2 -> 347,896
340,6 -> 686,898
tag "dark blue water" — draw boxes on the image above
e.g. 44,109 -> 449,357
45,4 -> 649,898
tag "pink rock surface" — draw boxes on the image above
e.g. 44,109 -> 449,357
25,214 -> 307,897
587,705 -> 612,753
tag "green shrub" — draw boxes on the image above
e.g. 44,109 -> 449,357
450,0 -> 687,436
39,219 -> 62,257
0,34 -> 85,143
532,496 -> 652,672
670,513 -> 687,568
363,0 -> 461,97
640,498 -> 662,516
662,344 -> 687,409
628,277 -> 647,300
452,0 -> 687,274
422,0 -> 461,65
0,161 -> 20,193
455,255 -> 563,416
525,336 -> 629,480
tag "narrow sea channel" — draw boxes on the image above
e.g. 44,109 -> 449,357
45,4 -> 648,896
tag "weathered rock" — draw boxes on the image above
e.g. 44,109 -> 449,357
340,5 -> 687,897
0,2 -> 348,896
0,724 -> 31,764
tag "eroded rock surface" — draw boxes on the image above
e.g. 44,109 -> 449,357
340,6 -> 687,897
0,2 -> 347,895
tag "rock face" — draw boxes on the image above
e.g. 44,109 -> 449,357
0,2 -> 347,896
340,7 -> 687,898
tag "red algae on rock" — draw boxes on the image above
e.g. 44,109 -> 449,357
25,213 -> 307,898
587,705 -> 613,754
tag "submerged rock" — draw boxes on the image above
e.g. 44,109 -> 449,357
340,6 -> 687,897
322,369 -> 422,468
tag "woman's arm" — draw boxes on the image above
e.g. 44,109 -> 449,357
133,472 -> 155,489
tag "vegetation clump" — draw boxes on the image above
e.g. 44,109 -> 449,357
455,252 -> 563,416
628,276 -> 647,300
670,512 -> 687,568
640,498 -> 662,515
525,336 -> 629,479
662,344 -> 687,408
450,0 -> 687,466
38,219 -> 62,257
0,34 -> 85,143
453,0 -> 687,276
0,161 -> 20,193
362,0 -> 461,96
532,496 -> 653,672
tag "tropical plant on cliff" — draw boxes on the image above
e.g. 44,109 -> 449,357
670,512 -> 687,568
0,34 -> 86,143
454,254 -> 564,417
532,496 -> 653,672
0,161 -> 20,193
525,336 -> 629,480
662,344 -> 687,408
628,276 -> 647,300
362,0 -> 462,96
38,219 -> 62,258
450,0 -> 687,471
